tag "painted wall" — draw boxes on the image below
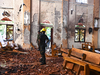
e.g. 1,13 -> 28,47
98,0 -> 100,48
1,0 -> 99,49
0,0 -> 32,49
31,0 -> 39,46
62,0 -> 68,48
23,0 -> 31,49
93,0 -> 100,48
40,0 -> 62,47
67,0 -> 94,48
14,0 -> 24,47
0,0 -> 24,47
98,28 -> 100,48
0,0 -> 14,23
31,0 -> 63,47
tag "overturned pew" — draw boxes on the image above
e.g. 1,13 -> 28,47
61,48 -> 100,75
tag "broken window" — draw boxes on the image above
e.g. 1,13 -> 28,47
0,25 -> 13,41
76,0 -> 87,4
75,28 -> 86,42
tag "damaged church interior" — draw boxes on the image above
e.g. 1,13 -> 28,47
0,0 -> 100,75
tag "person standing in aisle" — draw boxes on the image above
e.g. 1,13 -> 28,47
39,28 -> 49,65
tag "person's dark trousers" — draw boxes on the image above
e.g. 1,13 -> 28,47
40,45 -> 46,64
37,43 -> 40,51
39,45 -> 40,51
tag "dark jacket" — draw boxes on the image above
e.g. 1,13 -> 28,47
40,32 -> 49,46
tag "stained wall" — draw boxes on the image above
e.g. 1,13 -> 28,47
67,0 -> 94,48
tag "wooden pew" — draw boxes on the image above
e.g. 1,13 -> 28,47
46,43 -> 62,57
30,42 -> 36,49
84,42 -> 92,45
61,48 -> 100,75
82,43 -> 95,52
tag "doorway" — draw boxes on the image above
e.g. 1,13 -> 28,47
40,26 -> 53,49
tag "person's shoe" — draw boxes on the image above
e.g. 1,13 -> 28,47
39,60 -> 42,62
40,62 -> 46,65
39,58 -> 43,62
37,49 -> 40,51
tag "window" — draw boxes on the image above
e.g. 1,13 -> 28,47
75,28 -> 86,42
76,0 -> 87,4
0,24 -> 13,41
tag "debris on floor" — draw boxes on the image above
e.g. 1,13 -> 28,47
0,48 -> 74,75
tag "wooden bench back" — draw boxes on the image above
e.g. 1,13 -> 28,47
61,48 -> 100,65
62,48 -> 86,61
52,43 -> 57,50
84,42 -> 92,45
82,44 -> 95,52
72,48 -> 100,65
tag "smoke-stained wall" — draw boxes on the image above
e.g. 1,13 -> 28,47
68,0 -> 94,48
14,0 -> 24,47
23,0 -> 31,49
62,0 -> 68,48
98,0 -> 100,48
40,0 -> 62,46
0,0 -> 24,47
31,0 -> 39,46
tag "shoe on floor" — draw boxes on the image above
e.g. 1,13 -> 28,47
39,58 -> 43,62
37,49 -> 40,51
40,62 -> 46,65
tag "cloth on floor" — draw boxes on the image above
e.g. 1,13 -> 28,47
95,50 -> 100,54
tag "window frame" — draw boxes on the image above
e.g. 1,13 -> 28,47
76,0 -> 88,4
6,24 -> 14,41
0,24 -> 14,41
74,28 -> 86,42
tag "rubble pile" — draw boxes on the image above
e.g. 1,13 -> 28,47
0,49 -> 73,75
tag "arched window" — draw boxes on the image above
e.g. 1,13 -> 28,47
75,24 -> 86,42
75,28 -> 86,42
0,17 -> 14,41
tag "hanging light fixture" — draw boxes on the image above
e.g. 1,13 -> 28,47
94,18 -> 99,31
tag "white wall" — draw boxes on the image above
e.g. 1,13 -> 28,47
0,0 -> 13,8
14,0 -> 24,46
0,0 -> 24,46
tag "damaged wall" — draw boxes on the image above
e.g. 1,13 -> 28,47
23,0 -> 31,49
0,0 -> 24,47
40,0 -> 62,47
98,0 -> 100,48
31,0 -> 39,46
62,0 -> 68,48
0,0 -> 14,21
31,0 -> 63,47
53,1 -> 62,46
14,0 -> 24,47
93,0 -> 100,48
67,0 -> 94,48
